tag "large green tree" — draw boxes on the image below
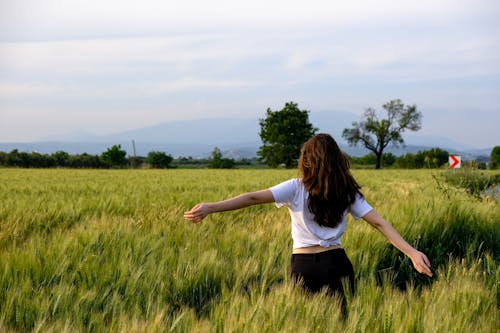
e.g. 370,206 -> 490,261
490,146 -> 500,169
258,102 -> 317,168
342,99 -> 422,169
101,145 -> 128,168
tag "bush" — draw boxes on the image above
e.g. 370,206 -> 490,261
68,153 -> 106,168
490,146 -> 500,169
208,147 -> 235,169
101,145 -> 128,168
441,168 -> 500,197
146,151 -> 173,169
394,148 -> 449,168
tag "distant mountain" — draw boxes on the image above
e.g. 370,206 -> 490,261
39,129 -> 100,142
99,118 -> 261,145
0,113 -> 492,159
36,112 -> 478,150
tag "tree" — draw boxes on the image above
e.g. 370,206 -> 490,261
347,152 -> 396,167
491,146 -> 500,169
258,102 -> 317,168
52,151 -> 70,167
208,147 -> 235,169
0,151 -> 7,166
147,151 -> 173,169
394,148 -> 449,168
394,153 -> 416,168
342,99 -> 422,169
418,148 -> 449,168
382,152 -> 396,167
101,145 -> 128,168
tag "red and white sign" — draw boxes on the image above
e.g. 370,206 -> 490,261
449,155 -> 461,169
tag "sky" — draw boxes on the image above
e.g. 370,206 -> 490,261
0,0 -> 499,148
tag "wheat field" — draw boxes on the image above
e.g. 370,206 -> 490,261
0,168 -> 498,332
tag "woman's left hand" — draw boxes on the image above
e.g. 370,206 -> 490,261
409,250 -> 433,277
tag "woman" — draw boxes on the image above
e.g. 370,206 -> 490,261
184,134 -> 432,312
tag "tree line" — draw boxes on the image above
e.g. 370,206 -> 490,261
0,145 -> 257,169
348,148 -> 454,169
1,145 -> 494,170
1,100 -> 498,169
0,146 -> 174,169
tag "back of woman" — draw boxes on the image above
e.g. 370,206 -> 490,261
184,133 -> 432,317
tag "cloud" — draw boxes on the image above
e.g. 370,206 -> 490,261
0,83 -> 64,96
0,0 -> 498,146
1,27 -> 498,101
144,77 -> 260,94
2,0 -> 497,41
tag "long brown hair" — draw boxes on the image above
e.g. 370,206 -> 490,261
299,133 -> 362,228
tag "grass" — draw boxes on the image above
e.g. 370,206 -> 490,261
0,168 -> 498,332
440,168 -> 500,198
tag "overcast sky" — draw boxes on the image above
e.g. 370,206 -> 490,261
1,0 -> 499,148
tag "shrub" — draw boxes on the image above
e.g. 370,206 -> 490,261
490,146 -> 500,169
441,168 -> 500,197
208,147 -> 235,169
146,151 -> 173,169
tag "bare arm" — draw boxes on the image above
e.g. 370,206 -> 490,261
184,189 -> 275,223
362,210 -> 433,277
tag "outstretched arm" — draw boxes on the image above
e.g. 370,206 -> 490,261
362,210 -> 433,277
184,189 -> 275,223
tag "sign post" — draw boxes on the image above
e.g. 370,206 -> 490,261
449,155 -> 461,169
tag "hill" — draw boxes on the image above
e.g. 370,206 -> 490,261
0,113 -> 493,159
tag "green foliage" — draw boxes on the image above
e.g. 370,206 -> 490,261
68,153 -> 106,168
0,169 -> 498,332
146,151 -> 173,169
0,150 -> 155,169
376,200 -> 498,290
208,147 -> 235,169
0,150 -> 109,168
395,148 -> 449,168
343,99 -> 422,169
101,145 -> 128,168
490,146 -> 500,169
258,102 -> 317,168
0,149 -> 55,168
52,151 -> 70,167
441,168 -> 500,198
419,148 -> 449,168
382,152 -> 396,167
349,153 -> 396,167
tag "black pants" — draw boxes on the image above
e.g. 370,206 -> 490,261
290,248 -> 355,315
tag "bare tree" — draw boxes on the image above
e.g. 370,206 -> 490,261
342,99 -> 422,169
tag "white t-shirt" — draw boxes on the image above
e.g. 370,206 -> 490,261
269,178 -> 373,249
